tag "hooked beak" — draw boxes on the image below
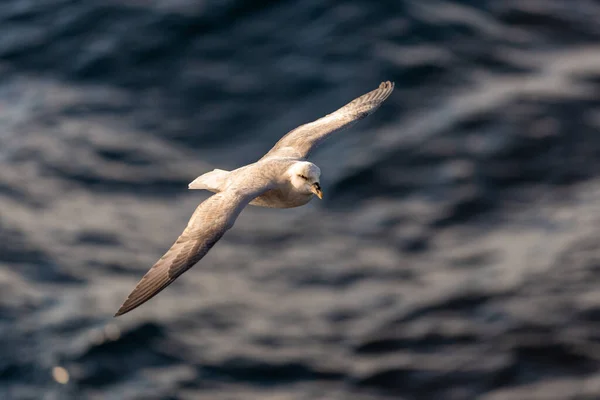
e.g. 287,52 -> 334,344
310,182 -> 323,199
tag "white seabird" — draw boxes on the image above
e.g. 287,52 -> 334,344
115,81 -> 395,316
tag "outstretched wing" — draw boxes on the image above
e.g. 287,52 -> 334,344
115,183 -> 272,316
261,81 -> 394,160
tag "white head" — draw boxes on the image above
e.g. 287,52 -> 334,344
287,162 -> 323,199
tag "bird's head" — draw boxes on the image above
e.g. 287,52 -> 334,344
288,162 -> 322,199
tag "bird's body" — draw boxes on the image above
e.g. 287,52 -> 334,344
115,81 -> 394,316
189,158 -> 317,209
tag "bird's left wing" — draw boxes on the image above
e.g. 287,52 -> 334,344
115,181 -> 273,317
261,81 -> 394,160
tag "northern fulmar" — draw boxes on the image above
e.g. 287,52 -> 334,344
115,81 -> 395,316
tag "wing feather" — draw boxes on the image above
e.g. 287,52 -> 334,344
261,81 -> 394,160
115,183 -> 271,316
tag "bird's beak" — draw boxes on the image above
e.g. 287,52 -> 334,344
310,182 -> 323,199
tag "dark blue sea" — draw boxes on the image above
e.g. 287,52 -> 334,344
2,1 -> 600,399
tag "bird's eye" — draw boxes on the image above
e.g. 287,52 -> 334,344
299,174 -> 308,180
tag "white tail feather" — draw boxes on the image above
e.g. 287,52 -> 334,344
188,169 -> 230,191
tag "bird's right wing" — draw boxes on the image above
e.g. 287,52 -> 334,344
261,81 -> 394,160
115,181 -> 273,317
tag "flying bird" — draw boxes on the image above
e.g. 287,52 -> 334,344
115,81 -> 395,316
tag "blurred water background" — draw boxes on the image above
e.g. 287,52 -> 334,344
2,0 -> 600,399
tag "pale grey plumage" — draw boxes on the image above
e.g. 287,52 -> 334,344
115,81 -> 394,316
261,81 -> 395,160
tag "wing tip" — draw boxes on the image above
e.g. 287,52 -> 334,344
113,309 -> 125,318
113,273 -> 160,317
378,81 -> 395,96
113,279 -> 165,317
349,81 -> 394,118
113,302 -> 131,318
114,297 -> 137,317
114,287 -> 157,317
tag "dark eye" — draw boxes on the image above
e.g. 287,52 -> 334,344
299,174 -> 308,180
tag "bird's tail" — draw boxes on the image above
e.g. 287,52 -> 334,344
188,169 -> 230,192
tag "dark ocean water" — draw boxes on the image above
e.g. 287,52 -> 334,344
3,0 -> 600,399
